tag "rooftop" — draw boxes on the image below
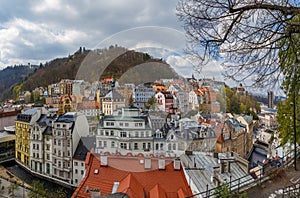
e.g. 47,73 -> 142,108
72,153 -> 192,198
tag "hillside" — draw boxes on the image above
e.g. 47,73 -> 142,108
2,46 -> 179,101
0,65 -> 36,100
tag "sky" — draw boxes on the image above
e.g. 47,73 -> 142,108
0,0 -> 228,82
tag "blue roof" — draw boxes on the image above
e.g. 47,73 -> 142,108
262,107 -> 277,113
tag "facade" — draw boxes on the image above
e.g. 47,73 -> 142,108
101,90 -> 126,115
96,107 -> 153,155
43,123 -> 54,177
58,95 -> 74,115
15,108 -> 47,167
216,118 -> 247,157
155,91 -> 176,113
188,90 -> 203,110
52,112 -> 89,184
72,136 -> 96,186
173,90 -> 189,113
30,114 -> 48,174
0,131 -> 15,163
77,101 -> 100,135
236,115 -> 254,155
133,84 -> 155,109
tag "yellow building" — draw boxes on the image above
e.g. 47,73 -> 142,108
15,108 -> 44,167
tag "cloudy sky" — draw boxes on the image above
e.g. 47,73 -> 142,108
0,0 -> 228,81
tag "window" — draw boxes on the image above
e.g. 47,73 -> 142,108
36,144 -> 39,150
148,142 -> 151,149
105,131 -> 109,136
47,154 -> 50,160
74,162 -> 78,166
134,143 -> 138,150
125,123 -> 129,127
81,170 -> 84,175
46,163 -> 50,174
57,124 -> 60,128
143,143 -> 146,149
81,162 -> 84,166
106,122 -> 114,126
119,123 -> 123,127
120,143 -> 127,149
135,132 -> 139,137
111,141 -> 115,148
110,131 -> 114,136
33,144 -> 35,149
104,141 -> 107,147
120,132 -> 127,137
140,132 -> 144,137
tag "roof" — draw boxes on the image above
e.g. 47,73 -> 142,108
72,153 -> 192,198
181,152 -> 254,194
73,136 -> 96,161
37,114 -> 48,127
104,90 -> 124,100
77,101 -> 100,110
56,112 -> 76,123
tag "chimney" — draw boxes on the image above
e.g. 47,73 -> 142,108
100,154 -> 107,166
158,157 -> 165,170
144,157 -> 151,169
220,161 -> 225,174
174,158 -> 181,170
227,161 -> 231,173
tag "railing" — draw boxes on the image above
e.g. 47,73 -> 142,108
187,146 -> 300,198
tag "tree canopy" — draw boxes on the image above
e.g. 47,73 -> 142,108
177,0 -> 300,86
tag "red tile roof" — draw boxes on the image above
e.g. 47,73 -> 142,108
149,184 -> 166,198
77,101 -> 100,110
72,153 -> 192,198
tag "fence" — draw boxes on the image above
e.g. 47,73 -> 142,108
187,146 -> 300,198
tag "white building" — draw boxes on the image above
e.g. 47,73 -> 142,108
29,108 -> 48,174
52,112 -> 89,184
133,84 -> 155,109
96,107 -> 153,155
101,90 -> 126,115
72,136 -> 95,186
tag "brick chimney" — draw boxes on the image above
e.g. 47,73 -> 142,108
100,154 -> 107,166
174,158 -> 181,170
144,156 -> 151,169
158,157 -> 165,170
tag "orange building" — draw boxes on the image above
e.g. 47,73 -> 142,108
72,153 -> 192,198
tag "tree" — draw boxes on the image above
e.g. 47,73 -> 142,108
28,180 -> 47,198
277,14 -> 300,170
177,0 -> 300,86
8,182 -> 19,196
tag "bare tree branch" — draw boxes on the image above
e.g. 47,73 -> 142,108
177,0 -> 300,86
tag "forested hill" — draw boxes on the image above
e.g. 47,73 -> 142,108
1,46 -> 179,101
0,65 -> 37,100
